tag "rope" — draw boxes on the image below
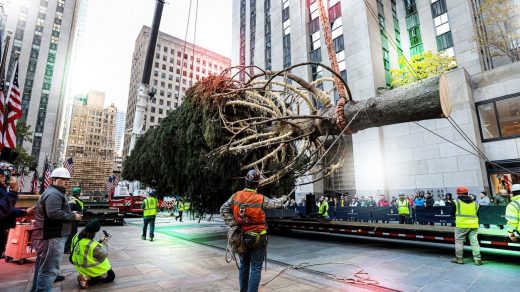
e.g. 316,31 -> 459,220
261,261 -> 380,287
225,226 -> 240,269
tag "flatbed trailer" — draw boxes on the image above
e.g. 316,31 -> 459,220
266,210 -> 520,252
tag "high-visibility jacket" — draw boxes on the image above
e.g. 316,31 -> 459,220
506,195 -> 520,233
143,197 -> 158,217
70,196 -> 84,210
340,199 -> 345,207
231,189 -> 266,233
397,199 -> 410,215
319,201 -> 329,217
71,234 -> 111,278
454,199 -> 479,228
183,202 -> 191,211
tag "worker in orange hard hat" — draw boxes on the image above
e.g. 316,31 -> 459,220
451,186 -> 482,266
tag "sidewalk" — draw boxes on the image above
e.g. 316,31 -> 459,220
0,217 -> 351,292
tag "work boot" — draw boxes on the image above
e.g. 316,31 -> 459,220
474,259 -> 483,266
77,275 -> 89,289
450,258 -> 464,264
149,237 -> 154,242
141,235 -> 146,240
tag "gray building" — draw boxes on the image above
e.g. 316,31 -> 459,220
114,110 -> 125,154
1,0 -> 80,172
123,26 -> 231,158
232,0 -> 520,199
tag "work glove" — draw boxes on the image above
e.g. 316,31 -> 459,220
509,232 -> 518,242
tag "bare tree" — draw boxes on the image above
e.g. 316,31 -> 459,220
474,0 -> 520,63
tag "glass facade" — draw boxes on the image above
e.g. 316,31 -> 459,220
282,0 -> 291,69
478,95 -> 520,141
249,0 -> 256,75
405,0 -> 423,57
239,0 -> 246,81
377,0 -> 391,86
264,0 -> 272,70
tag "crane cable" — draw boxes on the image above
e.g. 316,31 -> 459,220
176,0 -> 194,101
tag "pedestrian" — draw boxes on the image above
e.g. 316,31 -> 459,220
396,193 -> 410,224
478,192 -> 490,206
31,168 -> 83,291
390,196 -> 397,206
506,184 -> 520,242
377,195 -> 389,207
220,169 -> 287,292
414,193 -> 425,207
451,186 -> 482,266
359,196 -> 367,207
339,195 -> 346,207
142,190 -> 158,241
425,192 -> 435,225
72,219 -> 115,289
175,199 -> 184,222
65,187 -> 84,253
1,174 -> 32,258
434,196 -> 445,207
367,196 -> 376,207
349,197 -> 358,207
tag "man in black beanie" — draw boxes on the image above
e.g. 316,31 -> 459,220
70,219 -> 115,289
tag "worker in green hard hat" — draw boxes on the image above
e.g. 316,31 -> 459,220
65,187 -> 85,253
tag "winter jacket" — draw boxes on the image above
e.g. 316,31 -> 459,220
0,187 -> 18,220
33,185 -> 76,240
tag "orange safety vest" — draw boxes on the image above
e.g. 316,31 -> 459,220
231,189 -> 266,233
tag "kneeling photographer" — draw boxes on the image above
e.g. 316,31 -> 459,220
71,219 -> 115,289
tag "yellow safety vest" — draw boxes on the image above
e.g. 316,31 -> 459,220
183,202 -> 190,211
71,196 -> 84,210
143,197 -> 158,217
454,199 -> 479,228
506,195 -> 520,233
319,201 -> 329,217
340,199 -> 345,207
397,199 -> 410,215
71,235 -> 111,278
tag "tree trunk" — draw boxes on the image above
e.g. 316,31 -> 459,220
334,74 -> 450,134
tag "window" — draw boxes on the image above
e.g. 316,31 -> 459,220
430,0 -> 447,18
332,35 -> 344,52
478,103 -> 500,140
308,18 -> 320,34
436,32 -> 453,50
328,3 -> 341,22
477,95 -> 520,140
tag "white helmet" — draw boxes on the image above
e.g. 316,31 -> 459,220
50,167 -> 72,179
512,184 -> 520,193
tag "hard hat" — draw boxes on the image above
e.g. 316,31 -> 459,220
72,187 -> 81,195
245,169 -> 261,183
50,167 -> 71,179
456,186 -> 469,194
511,184 -> 520,192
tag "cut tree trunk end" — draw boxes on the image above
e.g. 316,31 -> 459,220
338,74 -> 451,134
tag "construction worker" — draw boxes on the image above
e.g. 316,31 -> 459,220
396,192 -> 410,224
175,199 -> 184,222
220,169 -> 287,292
318,196 -> 329,219
506,184 -> 520,242
141,191 -> 158,241
71,219 -> 115,289
65,187 -> 84,253
451,186 -> 482,265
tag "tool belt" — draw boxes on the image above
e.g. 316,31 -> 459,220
232,230 -> 267,254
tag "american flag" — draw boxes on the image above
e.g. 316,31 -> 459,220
63,157 -> 74,176
19,168 -> 25,190
3,61 -> 22,148
31,170 -> 39,194
0,29 -> 4,149
43,162 -> 52,191
105,175 -> 114,194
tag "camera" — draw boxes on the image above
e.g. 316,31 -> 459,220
0,147 -> 19,187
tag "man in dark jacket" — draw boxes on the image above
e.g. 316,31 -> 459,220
30,168 -> 83,292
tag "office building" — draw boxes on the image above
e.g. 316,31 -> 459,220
123,26 -> 231,157
232,0 -> 520,199
65,90 -> 116,193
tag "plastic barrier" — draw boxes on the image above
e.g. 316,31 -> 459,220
267,205 -> 509,226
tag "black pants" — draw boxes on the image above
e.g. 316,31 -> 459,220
399,215 -> 409,224
175,211 -> 183,222
0,229 -> 7,256
88,269 -> 115,286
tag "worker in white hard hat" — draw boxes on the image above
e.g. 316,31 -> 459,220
31,167 -> 83,291
506,184 -> 520,242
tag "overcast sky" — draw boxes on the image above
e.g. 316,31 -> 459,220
71,0 -> 232,111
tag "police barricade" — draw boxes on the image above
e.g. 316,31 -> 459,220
336,207 -> 372,221
265,208 -> 298,218
414,206 -> 453,224
371,206 -> 400,222
477,206 -> 506,225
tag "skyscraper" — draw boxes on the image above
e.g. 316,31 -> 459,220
123,26 -> 231,157
65,90 -> 116,193
232,0 -> 520,197
114,110 -> 125,154
0,0 -> 81,172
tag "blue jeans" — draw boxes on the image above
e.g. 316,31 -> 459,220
30,237 -> 66,292
142,216 -> 156,238
238,244 -> 266,292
